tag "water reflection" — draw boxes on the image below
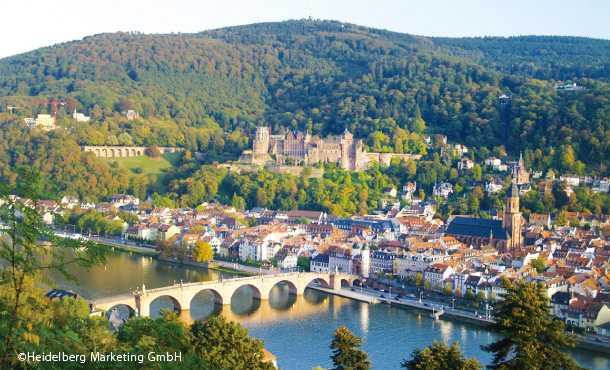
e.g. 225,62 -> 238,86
268,283 -> 297,310
231,286 -> 262,317
49,251 -> 609,370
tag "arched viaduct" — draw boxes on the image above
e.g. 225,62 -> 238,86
92,272 -> 358,318
81,146 -> 181,159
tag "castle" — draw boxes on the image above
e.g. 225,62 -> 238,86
241,127 -> 420,171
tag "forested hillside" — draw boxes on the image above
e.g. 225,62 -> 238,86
0,19 -> 608,194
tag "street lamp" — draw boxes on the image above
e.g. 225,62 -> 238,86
419,290 -> 423,303
452,297 -> 455,309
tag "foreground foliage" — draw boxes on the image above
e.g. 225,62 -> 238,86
401,341 -> 481,370
483,280 -> 584,370
330,326 -> 371,370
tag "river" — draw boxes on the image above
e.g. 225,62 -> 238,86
50,250 -> 610,370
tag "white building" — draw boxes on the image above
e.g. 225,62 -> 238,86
424,264 -> 455,290
24,114 -> 56,131
485,180 -> 504,194
560,175 -> 580,187
394,252 -> 449,278
433,182 -> 453,199
311,254 -> 329,273
458,158 -> 474,171
277,253 -> 298,270
72,109 -> 91,122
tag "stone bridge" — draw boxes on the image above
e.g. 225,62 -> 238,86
92,272 -> 359,317
82,146 -> 182,158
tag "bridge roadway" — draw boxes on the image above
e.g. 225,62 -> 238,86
92,272 -> 358,317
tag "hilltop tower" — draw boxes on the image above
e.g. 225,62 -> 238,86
503,180 -> 523,249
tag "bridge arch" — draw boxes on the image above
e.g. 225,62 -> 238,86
191,288 -> 224,306
270,280 -> 298,297
341,279 -> 351,288
231,284 -> 262,316
353,279 -> 363,287
306,277 -> 330,289
149,295 -> 182,318
232,284 -> 262,301
190,288 -> 224,320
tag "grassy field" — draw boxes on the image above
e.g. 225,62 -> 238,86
104,153 -> 180,176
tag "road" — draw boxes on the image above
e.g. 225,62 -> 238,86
344,285 -> 495,324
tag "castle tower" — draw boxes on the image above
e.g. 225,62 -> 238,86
253,127 -> 270,156
503,180 -> 523,249
340,129 -> 354,170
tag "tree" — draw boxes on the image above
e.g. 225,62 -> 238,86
415,272 -> 423,287
146,145 -> 161,158
529,258 -> 546,273
118,311 -> 195,361
193,241 -> 213,262
0,170 -> 107,367
330,326 -> 371,370
191,316 -> 274,370
443,283 -> 453,296
472,164 -> 482,181
483,280 -> 583,370
297,256 -> 311,272
402,341 -> 481,370
232,193 -> 246,210
411,107 -> 426,134
424,280 -> 431,291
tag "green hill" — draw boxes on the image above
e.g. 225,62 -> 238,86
0,19 -> 609,200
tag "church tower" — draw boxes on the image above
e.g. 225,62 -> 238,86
513,152 -> 530,185
503,180 -> 523,249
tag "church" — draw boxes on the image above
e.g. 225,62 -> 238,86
445,180 -> 524,251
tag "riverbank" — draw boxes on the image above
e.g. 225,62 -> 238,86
94,240 -> 158,256
574,334 -> 610,354
157,256 -> 253,277
310,286 -> 380,304
321,286 -> 610,355
207,262 -> 253,276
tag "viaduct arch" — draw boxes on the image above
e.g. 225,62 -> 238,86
81,146 -> 182,159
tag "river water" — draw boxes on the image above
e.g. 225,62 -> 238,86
50,250 -> 610,370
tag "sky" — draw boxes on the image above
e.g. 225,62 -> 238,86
2,0 -> 609,58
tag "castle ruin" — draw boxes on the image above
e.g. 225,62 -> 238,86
241,127 -> 420,171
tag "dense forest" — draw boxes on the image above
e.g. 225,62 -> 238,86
0,19 -> 608,204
